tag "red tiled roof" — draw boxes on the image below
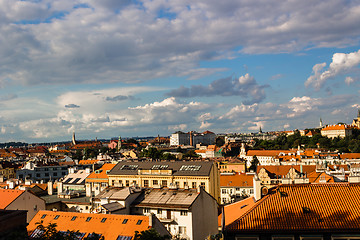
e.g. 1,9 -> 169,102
247,150 -> 296,157
340,153 -> 360,159
86,164 -> 115,183
307,171 -> 334,183
0,189 -> 24,209
256,165 -> 316,177
226,183 -> 360,232
28,210 -> 152,239
220,174 -> 254,187
321,124 -> 353,131
218,197 -> 256,227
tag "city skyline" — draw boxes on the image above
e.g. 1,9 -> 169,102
0,0 -> 360,142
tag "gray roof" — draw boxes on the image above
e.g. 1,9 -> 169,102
134,188 -> 200,209
102,202 -> 124,212
108,161 -> 214,176
94,187 -> 141,200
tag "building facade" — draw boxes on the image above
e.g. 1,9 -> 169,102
107,161 -> 220,202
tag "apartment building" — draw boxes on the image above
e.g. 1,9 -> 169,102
107,161 -> 220,202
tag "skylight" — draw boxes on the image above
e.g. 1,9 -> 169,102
179,165 -> 201,171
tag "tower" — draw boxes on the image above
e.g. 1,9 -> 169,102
320,118 -> 323,128
117,136 -> 122,151
72,131 -> 76,145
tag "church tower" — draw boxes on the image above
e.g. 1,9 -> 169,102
117,136 -> 122,151
72,131 -> 76,145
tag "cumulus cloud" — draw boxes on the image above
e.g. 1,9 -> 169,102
305,49 -> 360,90
167,74 -> 268,104
0,1 -> 359,86
65,104 -> 80,108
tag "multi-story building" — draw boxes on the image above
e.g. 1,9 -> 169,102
133,188 -> 219,240
16,162 -> 91,182
170,131 -> 216,146
85,163 -> 115,197
321,124 -> 354,138
107,161 -> 220,202
220,173 -> 254,204
0,189 -> 45,222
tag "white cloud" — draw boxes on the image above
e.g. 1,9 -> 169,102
306,49 -> 360,90
0,1 -> 360,87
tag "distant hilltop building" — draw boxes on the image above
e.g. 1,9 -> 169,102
321,124 -> 354,138
170,130 -> 215,146
352,109 -> 360,128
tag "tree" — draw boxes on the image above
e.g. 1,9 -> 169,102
134,228 -> 170,240
33,222 -> 104,240
249,155 -> 259,172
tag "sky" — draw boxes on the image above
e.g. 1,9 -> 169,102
0,0 -> 360,143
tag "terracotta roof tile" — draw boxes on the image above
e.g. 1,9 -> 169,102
226,183 -> 360,232
86,164 -> 116,183
0,189 -> 24,209
28,210 -> 151,239
220,174 -> 254,187
218,197 -> 256,227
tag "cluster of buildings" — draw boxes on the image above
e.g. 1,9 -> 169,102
1,111 -> 360,239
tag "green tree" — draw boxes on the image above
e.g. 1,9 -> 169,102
33,222 -> 104,240
134,228 -> 170,240
249,155 -> 259,172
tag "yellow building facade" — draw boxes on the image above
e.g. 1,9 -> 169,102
107,161 -> 220,202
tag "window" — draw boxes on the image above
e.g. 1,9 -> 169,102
112,180 -> 115,185
136,220 -> 142,225
34,205 -> 38,211
179,226 -> 186,235
153,180 -> 158,185
236,188 -> 240,191
272,237 -> 294,240
41,214 -> 47,219
144,208 -> 150,213
36,174 -> 40,178
86,217 -> 92,222
45,173 -> 49,177
143,180 -> 149,187
222,189 -> 227,194
62,172 -> 67,176
71,216 -> 77,221
54,215 -> 60,220
184,182 -> 188,187
180,210 -> 188,216
161,180 -> 167,187
122,219 -> 128,224
300,237 -> 323,240
101,218 -> 107,223
157,209 -> 162,214
126,180 -> 130,187
53,172 -> 57,177
192,182 -> 197,189
175,181 -> 179,187
200,182 -> 205,187
132,180 -> 137,185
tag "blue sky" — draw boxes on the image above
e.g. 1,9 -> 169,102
0,0 -> 360,143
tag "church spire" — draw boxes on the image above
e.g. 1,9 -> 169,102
72,131 -> 76,145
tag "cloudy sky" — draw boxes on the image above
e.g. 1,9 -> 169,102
1,0 -> 360,143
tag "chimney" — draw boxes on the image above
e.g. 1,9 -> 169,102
189,131 -> 193,146
57,181 -> 63,195
48,181 -> 53,195
253,174 -> 262,201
